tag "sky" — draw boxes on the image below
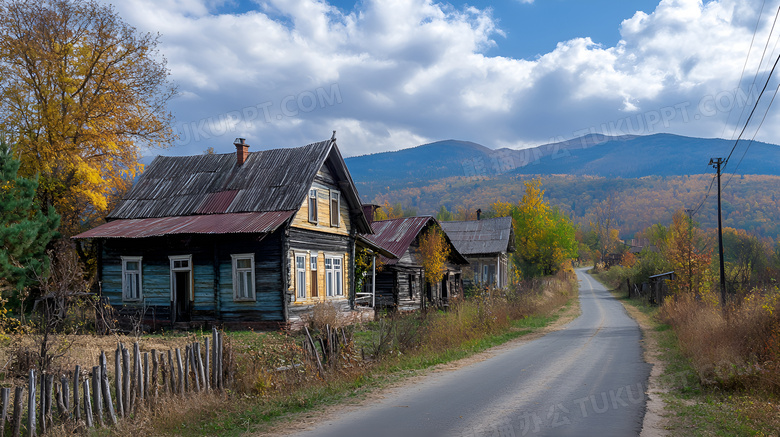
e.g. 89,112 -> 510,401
100,0 -> 780,157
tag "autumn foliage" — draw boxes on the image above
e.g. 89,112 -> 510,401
0,0 -> 176,234
418,225 -> 450,287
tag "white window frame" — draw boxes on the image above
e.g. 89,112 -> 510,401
121,256 -> 143,302
231,253 -> 256,302
329,190 -> 340,227
325,255 -> 344,297
308,188 -> 318,223
295,253 -> 307,300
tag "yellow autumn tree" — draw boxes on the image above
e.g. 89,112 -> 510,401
419,225 -> 450,288
0,0 -> 176,235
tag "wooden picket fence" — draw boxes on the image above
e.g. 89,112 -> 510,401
0,328 -> 226,437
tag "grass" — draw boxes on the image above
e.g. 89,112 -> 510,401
591,271 -> 780,436
151,277 -> 579,436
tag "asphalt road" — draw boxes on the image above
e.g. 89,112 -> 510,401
289,268 -> 650,437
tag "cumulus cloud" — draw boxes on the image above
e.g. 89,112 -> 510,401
103,0 -> 779,156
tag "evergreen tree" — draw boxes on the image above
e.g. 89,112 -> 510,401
0,138 -> 60,304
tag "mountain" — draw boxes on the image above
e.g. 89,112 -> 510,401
345,133 -> 780,184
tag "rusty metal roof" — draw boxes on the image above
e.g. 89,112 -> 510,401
73,211 -> 295,239
108,141 -> 332,219
440,216 -> 515,256
363,217 -> 434,260
363,216 -> 467,265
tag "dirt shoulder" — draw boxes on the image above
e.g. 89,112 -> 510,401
615,295 -> 668,437
251,299 -> 582,436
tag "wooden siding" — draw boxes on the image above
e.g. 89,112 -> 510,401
100,232 -> 285,324
290,163 -> 351,236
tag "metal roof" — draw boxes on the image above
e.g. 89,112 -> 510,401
73,211 -> 295,239
363,217 -> 434,260
363,216 -> 467,265
108,141 -> 332,219
440,216 -> 515,256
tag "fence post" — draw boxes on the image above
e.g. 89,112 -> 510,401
184,345 -> 190,392
115,346 -> 123,418
151,349 -> 159,402
175,349 -> 184,395
211,328 -> 218,389
0,387 -> 9,436
204,338 -> 210,392
196,342 -> 206,393
100,353 -> 117,425
82,380 -> 93,428
92,366 -> 103,427
122,347 -> 130,416
27,369 -> 35,437
143,352 -> 149,401
12,386 -> 22,437
60,374 -> 70,417
167,350 -> 176,394
72,366 -> 80,421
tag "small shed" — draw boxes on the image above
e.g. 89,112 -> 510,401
440,216 -> 514,289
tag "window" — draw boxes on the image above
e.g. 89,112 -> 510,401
232,254 -> 255,301
325,255 -> 343,297
122,256 -> 142,302
308,189 -> 318,223
329,190 -> 340,227
295,254 -> 306,300
310,253 -> 318,297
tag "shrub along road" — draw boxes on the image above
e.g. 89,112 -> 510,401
287,269 -> 650,437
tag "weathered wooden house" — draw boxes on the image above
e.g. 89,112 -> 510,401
440,216 -> 514,289
74,137 -> 379,329
362,216 -> 467,310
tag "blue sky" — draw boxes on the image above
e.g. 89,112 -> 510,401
100,0 -> 780,157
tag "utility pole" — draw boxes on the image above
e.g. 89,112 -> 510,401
709,158 -> 726,305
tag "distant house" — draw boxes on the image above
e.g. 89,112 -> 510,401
440,216 -> 515,289
74,137 -> 383,329
362,216 -> 468,310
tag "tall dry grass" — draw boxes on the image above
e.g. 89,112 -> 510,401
659,288 -> 780,392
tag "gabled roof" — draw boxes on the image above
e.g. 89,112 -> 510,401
75,138 -> 371,239
440,216 -> 515,256
363,216 -> 467,265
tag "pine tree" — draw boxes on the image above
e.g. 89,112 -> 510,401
0,138 -> 60,304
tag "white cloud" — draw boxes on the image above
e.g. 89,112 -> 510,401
106,0 -> 780,158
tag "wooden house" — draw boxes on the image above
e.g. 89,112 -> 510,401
74,136 -> 381,329
362,216 -> 467,310
440,217 -> 514,289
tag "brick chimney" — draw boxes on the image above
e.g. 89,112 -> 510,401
362,204 -> 379,225
234,138 -> 249,165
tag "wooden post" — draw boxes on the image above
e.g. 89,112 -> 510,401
184,345 -> 190,392
82,380 -> 93,428
175,349 -> 184,395
73,366 -> 80,421
196,343 -> 206,393
143,352 -> 149,401
60,374 -> 70,417
55,383 -> 66,420
100,355 -> 117,425
304,327 -> 324,374
217,331 -> 224,389
122,347 -> 130,417
38,372 -> 45,434
211,328 -> 218,389
151,349 -> 159,402
12,386 -> 22,437
204,338 -> 210,392
92,366 -> 103,427
167,350 -> 175,394
134,342 -> 143,403
114,346 -> 123,418
0,387 -> 9,436
189,344 -> 200,392
27,369 -> 35,437
47,375 -> 55,428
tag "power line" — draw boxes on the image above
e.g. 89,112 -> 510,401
723,82 -> 780,190
724,53 -> 780,170
690,173 -> 718,217
722,0 -> 769,140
